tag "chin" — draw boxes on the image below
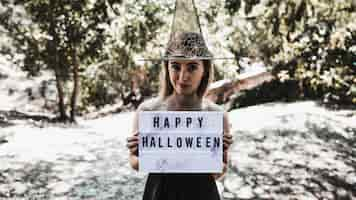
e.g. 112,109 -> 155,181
177,90 -> 195,96
174,86 -> 198,96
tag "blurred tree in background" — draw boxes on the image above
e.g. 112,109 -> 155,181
1,0 -> 112,122
0,0 -> 355,120
224,0 -> 356,106
1,0 -> 169,121
80,0 -> 168,111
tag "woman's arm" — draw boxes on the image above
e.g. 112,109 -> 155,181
129,153 -> 139,171
213,112 -> 232,180
127,97 -> 162,171
128,111 -> 139,171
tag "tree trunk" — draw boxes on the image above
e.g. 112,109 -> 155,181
70,51 -> 79,123
55,73 -> 68,121
49,0 -> 68,122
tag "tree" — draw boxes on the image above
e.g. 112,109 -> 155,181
224,0 -> 356,105
80,0 -> 168,111
2,0 -> 171,117
2,0 -> 111,122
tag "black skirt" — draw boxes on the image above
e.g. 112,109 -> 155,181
142,173 -> 221,200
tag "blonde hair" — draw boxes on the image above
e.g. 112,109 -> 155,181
159,60 -> 214,99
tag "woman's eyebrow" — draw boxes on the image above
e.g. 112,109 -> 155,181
187,62 -> 198,65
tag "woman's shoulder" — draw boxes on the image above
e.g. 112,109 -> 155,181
137,97 -> 166,111
202,98 -> 224,112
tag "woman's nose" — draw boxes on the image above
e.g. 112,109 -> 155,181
179,68 -> 189,81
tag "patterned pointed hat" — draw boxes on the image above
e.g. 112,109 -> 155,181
163,0 -> 212,60
141,0 -> 232,61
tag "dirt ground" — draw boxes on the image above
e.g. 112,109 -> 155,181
0,101 -> 355,199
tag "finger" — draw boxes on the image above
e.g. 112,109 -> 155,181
223,140 -> 233,149
126,136 -> 139,142
127,140 -> 139,146
223,135 -> 233,142
224,134 -> 233,139
126,136 -> 138,141
223,137 -> 233,145
126,141 -> 139,149
133,131 -> 139,136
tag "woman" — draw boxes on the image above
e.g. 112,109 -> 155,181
126,32 -> 233,200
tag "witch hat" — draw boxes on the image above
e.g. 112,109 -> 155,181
140,0 -> 233,61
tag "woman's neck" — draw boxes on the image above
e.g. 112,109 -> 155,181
167,93 -> 202,110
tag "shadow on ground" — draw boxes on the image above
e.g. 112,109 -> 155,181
0,161 -> 57,199
0,139 -> 145,200
0,107 -> 355,199
0,110 -> 53,123
222,113 -> 356,200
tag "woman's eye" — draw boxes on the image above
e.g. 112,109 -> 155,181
187,64 -> 198,72
171,64 -> 181,71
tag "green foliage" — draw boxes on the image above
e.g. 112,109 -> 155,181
3,0 -> 109,75
224,0 -> 241,15
78,1 -> 167,111
2,0 -> 355,115
225,0 -> 356,106
2,0 -> 167,113
80,73 -> 117,111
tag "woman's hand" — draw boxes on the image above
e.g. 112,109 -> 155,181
212,132 -> 233,180
223,133 -> 233,167
223,133 -> 233,151
212,113 -> 232,180
126,131 -> 139,156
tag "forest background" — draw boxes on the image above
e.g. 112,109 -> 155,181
1,0 -> 355,122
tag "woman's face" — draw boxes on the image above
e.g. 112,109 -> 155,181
168,60 -> 205,96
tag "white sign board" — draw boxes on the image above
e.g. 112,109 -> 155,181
138,111 -> 223,173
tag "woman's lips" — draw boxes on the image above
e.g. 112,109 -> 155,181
178,83 -> 190,88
